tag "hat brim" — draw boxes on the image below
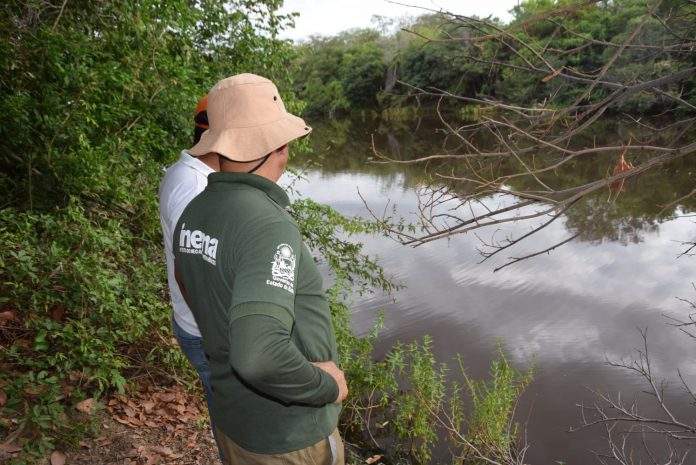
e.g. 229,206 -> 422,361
188,114 -> 312,162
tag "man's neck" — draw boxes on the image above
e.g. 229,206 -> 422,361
220,160 -> 281,183
197,153 -> 221,171
246,163 -> 281,183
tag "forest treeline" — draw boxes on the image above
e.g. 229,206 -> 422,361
292,0 -> 696,117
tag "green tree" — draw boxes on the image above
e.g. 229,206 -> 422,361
341,41 -> 386,107
293,29 -> 386,116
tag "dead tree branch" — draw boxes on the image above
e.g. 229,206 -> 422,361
372,1 -> 695,270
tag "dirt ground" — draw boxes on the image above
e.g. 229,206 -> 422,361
69,384 -> 220,465
4,382 -> 377,465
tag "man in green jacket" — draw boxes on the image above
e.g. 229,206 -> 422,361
174,73 -> 348,465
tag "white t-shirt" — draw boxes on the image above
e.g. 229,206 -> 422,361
158,150 -> 215,337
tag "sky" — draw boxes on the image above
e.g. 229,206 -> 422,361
278,0 -> 521,41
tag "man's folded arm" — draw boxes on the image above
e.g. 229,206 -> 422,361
228,302 -> 338,406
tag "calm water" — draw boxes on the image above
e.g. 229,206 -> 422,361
286,115 -> 696,464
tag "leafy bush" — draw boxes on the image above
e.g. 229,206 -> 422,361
291,198 -> 397,294
0,203 -> 187,459
330,281 -> 532,464
330,284 -> 446,464
462,348 -> 533,462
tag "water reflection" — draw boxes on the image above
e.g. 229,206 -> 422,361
303,115 -> 695,245
286,115 -> 696,464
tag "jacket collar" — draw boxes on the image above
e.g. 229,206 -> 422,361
207,172 -> 289,208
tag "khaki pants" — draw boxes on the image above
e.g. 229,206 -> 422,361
216,428 -> 345,465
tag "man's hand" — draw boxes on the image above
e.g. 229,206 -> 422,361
313,361 -> 348,403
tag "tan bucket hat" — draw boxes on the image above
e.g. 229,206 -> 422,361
188,73 -> 312,161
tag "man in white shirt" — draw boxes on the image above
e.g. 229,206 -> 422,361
158,96 -> 222,456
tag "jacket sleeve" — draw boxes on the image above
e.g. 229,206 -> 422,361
228,303 -> 338,406
229,217 -> 302,315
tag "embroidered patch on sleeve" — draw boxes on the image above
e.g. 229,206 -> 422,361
266,243 -> 296,293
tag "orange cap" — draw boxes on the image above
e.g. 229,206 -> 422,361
194,94 -> 208,129
195,94 -> 208,115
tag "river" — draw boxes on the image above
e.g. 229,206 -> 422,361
286,114 -> 696,464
